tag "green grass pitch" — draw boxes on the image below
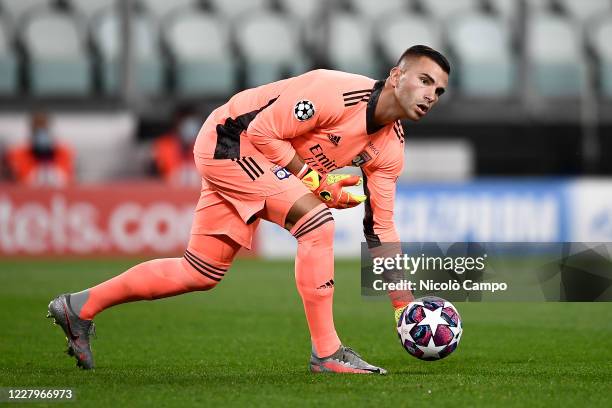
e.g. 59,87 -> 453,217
1,258 -> 611,407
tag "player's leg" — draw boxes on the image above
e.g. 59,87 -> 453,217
195,147 -> 385,374
262,191 -> 386,374
47,186 -> 249,369
47,232 -> 241,369
264,193 -> 339,357
71,233 -> 239,320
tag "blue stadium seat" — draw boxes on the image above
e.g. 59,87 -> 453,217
22,10 -> 91,95
327,12 -> 378,78
91,9 -> 164,95
235,11 -> 308,87
67,0 -> 116,21
139,0 -> 197,20
558,0 -> 611,23
277,0 -> 325,52
524,0 -> 553,11
277,0 -> 324,22
0,0 -> 50,24
349,0 -> 407,20
486,0 -> 518,24
165,10 -> 236,96
418,0 -> 480,22
208,0 -> 270,20
448,13 -> 515,97
527,13 -> 585,98
376,11 -> 442,67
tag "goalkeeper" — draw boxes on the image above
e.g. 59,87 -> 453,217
47,45 -> 450,373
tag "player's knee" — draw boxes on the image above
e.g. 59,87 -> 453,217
181,250 -> 228,291
292,206 -> 335,244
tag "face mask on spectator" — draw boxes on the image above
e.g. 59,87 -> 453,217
32,129 -> 55,158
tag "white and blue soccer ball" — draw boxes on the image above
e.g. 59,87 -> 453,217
397,296 -> 463,361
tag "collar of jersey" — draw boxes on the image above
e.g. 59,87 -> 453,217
366,80 -> 386,135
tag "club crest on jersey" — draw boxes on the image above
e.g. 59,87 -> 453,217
352,151 -> 372,167
270,165 -> 291,180
294,100 -> 315,121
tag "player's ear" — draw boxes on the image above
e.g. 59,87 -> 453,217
389,66 -> 401,87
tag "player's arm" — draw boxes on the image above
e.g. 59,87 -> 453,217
361,161 -> 401,246
284,153 -> 307,177
247,72 -> 365,208
362,155 -> 414,315
246,71 -> 343,173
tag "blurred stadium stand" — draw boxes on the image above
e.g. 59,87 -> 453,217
527,12 -> 584,98
0,0 -> 611,181
235,10 -> 308,88
139,0 -> 196,19
69,0 -> 116,20
419,0 -> 482,22
1,0 -> 52,24
327,11 -> 377,78
589,14 -> 612,98
448,12 -> 515,97
22,7 -> 91,95
92,8 -> 163,95
165,9 -> 236,96
0,16 -> 17,94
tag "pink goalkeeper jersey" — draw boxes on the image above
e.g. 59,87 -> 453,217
194,69 -> 405,245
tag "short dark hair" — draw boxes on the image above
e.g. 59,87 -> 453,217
397,45 -> 451,75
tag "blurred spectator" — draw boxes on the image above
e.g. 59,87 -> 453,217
152,106 -> 201,186
5,112 -> 74,186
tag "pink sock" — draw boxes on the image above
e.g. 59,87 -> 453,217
74,234 -> 240,320
291,204 -> 341,357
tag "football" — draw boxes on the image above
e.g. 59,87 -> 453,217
397,296 -> 462,361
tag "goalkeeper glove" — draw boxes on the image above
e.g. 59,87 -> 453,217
300,168 -> 366,209
394,306 -> 406,324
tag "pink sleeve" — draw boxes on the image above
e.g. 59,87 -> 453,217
246,71 -> 343,167
361,153 -> 403,246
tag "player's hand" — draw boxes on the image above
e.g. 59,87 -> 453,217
300,168 -> 366,209
394,306 -> 405,324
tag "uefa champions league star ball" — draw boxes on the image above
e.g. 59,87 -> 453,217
397,296 -> 462,361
